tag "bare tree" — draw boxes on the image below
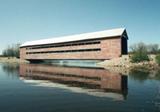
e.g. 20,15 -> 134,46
147,44 -> 159,54
2,43 -> 20,58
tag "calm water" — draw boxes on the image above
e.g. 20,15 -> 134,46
0,63 -> 160,112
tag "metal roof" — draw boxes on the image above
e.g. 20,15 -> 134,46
20,28 -> 127,47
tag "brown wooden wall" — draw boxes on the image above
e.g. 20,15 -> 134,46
20,37 -> 123,60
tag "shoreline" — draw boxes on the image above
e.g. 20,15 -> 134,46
0,57 -> 29,64
97,55 -> 160,74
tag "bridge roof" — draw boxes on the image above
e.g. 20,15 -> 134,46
20,28 -> 127,47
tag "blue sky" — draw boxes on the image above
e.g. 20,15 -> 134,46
0,0 -> 160,54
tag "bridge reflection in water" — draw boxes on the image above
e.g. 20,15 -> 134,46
19,64 -> 128,100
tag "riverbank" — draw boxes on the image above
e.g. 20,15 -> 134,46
97,55 -> 160,74
0,57 -> 29,64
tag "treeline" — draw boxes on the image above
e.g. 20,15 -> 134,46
2,44 -> 20,58
129,42 -> 160,65
130,43 -> 160,54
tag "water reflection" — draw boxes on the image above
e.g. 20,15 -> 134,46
129,68 -> 160,82
19,64 -> 128,100
1,64 -> 19,78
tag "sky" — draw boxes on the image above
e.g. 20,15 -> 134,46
0,0 -> 160,54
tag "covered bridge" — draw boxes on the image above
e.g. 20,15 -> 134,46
20,28 -> 128,62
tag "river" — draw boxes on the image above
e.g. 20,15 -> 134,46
0,63 -> 159,112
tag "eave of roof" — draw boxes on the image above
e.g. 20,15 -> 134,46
20,28 -> 127,47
